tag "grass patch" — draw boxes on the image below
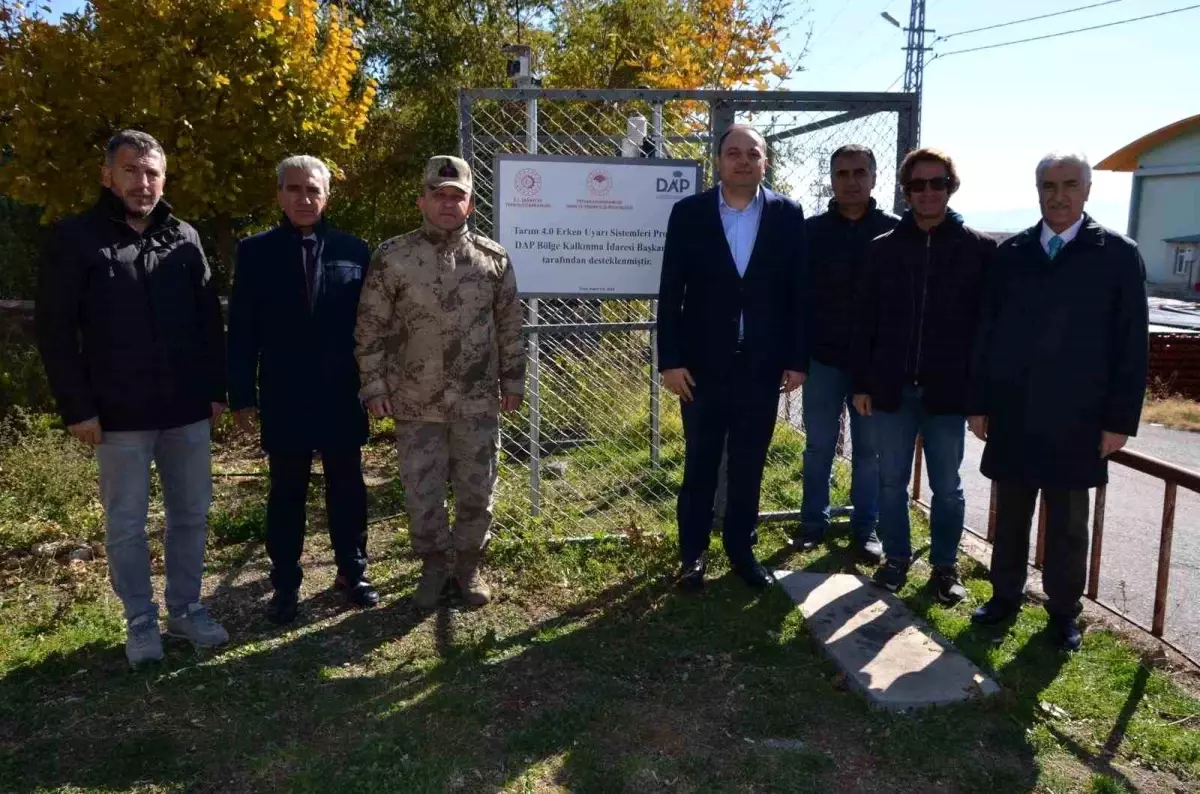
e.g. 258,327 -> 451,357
1142,395 -> 1200,432
1,414 -> 1198,793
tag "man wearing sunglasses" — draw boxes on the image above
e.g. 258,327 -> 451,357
852,147 -> 996,603
966,152 -> 1148,651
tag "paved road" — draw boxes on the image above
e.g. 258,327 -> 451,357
958,424 -> 1200,659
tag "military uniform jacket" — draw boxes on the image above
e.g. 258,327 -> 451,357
355,222 -> 525,422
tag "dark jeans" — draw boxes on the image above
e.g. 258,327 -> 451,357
677,355 -> 779,566
874,384 -> 966,567
800,358 -> 879,538
990,484 -> 1090,619
267,446 -> 369,593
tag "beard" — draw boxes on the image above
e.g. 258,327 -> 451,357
123,199 -> 155,219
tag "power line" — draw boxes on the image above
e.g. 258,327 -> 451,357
932,3 -> 1200,59
935,0 -> 1129,42
809,0 -> 859,52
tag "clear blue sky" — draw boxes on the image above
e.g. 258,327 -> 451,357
46,0 -> 1198,233
782,0 -> 1200,232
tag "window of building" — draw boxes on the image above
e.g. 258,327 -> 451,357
1175,246 -> 1196,276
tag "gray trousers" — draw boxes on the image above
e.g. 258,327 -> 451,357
95,419 -> 212,622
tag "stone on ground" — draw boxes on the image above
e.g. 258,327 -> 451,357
776,571 -> 1001,711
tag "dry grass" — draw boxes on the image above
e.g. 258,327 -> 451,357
1142,396 -> 1200,432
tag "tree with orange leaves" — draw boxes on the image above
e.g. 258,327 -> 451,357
0,0 -> 377,281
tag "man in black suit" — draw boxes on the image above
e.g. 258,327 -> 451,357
657,124 -> 808,590
228,155 -> 377,625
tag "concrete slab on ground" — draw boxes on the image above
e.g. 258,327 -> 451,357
776,571 -> 1001,711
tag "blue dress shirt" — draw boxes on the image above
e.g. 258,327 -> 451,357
718,183 -> 763,336
718,183 -> 763,276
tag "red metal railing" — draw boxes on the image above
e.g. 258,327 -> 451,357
913,438 -> 1200,651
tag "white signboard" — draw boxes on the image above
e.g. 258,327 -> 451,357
494,154 -> 702,296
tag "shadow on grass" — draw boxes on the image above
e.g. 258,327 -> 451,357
0,524 -> 1181,793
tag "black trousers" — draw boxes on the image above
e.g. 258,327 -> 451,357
677,355 -> 779,566
990,483 -> 1090,619
266,446 -> 368,593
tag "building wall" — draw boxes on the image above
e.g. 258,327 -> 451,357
1136,173 -> 1200,285
1139,129 -> 1200,169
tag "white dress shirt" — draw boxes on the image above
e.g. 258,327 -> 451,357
1040,215 -> 1084,256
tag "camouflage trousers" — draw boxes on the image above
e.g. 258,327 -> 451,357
394,416 -> 500,556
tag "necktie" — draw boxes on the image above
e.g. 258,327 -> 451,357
1048,235 -> 1064,260
301,238 -> 317,308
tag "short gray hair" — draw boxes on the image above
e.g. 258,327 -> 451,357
1036,151 -> 1092,186
276,155 -> 331,192
105,130 -> 166,168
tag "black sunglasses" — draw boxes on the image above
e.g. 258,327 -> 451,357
905,177 -> 951,193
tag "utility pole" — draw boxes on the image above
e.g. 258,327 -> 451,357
883,0 -> 933,145
904,0 -> 932,144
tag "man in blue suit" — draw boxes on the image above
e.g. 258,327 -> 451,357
657,124 -> 808,590
228,155 -> 377,624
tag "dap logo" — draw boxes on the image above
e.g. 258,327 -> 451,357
656,170 -> 692,194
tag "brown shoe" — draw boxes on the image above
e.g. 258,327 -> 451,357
455,551 -> 492,606
413,553 -> 450,610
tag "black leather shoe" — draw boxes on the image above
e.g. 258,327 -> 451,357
970,597 -> 1021,625
677,559 -> 706,592
732,560 -> 776,589
266,590 -> 299,625
335,575 -> 379,608
1051,616 -> 1083,652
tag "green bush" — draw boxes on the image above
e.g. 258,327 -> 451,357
0,410 -> 102,553
0,312 -> 53,417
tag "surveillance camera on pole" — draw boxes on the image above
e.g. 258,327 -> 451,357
502,44 -> 540,87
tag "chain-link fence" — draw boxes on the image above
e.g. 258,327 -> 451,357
460,88 -> 917,538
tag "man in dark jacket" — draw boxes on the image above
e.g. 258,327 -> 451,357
658,124 -> 808,591
228,156 -> 376,625
852,147 -> 996,603
967,152 -> 1148,651
36,130 -> 229,666
800,145 -> 898,562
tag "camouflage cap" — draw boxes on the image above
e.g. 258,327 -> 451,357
424,155 -> 472,193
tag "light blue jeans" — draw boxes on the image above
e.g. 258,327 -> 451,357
95,419 -> 212,622
873,385 -> 966,568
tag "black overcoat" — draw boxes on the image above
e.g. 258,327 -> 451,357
967,215 -> 1149,489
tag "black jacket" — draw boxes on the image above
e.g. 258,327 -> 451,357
36,190 -> 226,431
852,209 -> 996,415
968,216 -> 1149,489
657,186 -> 808,381
227,217 -> 371,453
805,198 -> 899,370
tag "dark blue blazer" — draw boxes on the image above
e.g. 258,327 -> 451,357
656,186 -> 808,381
228,217 -> 370,452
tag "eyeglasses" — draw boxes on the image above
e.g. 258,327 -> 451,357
905,177 -> 951,193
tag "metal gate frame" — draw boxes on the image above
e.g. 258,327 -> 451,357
458,87 -> 918,525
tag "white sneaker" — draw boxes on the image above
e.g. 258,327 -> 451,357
166,603 -> 229,647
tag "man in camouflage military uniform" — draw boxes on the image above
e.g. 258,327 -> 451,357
355,155 -> 525,609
